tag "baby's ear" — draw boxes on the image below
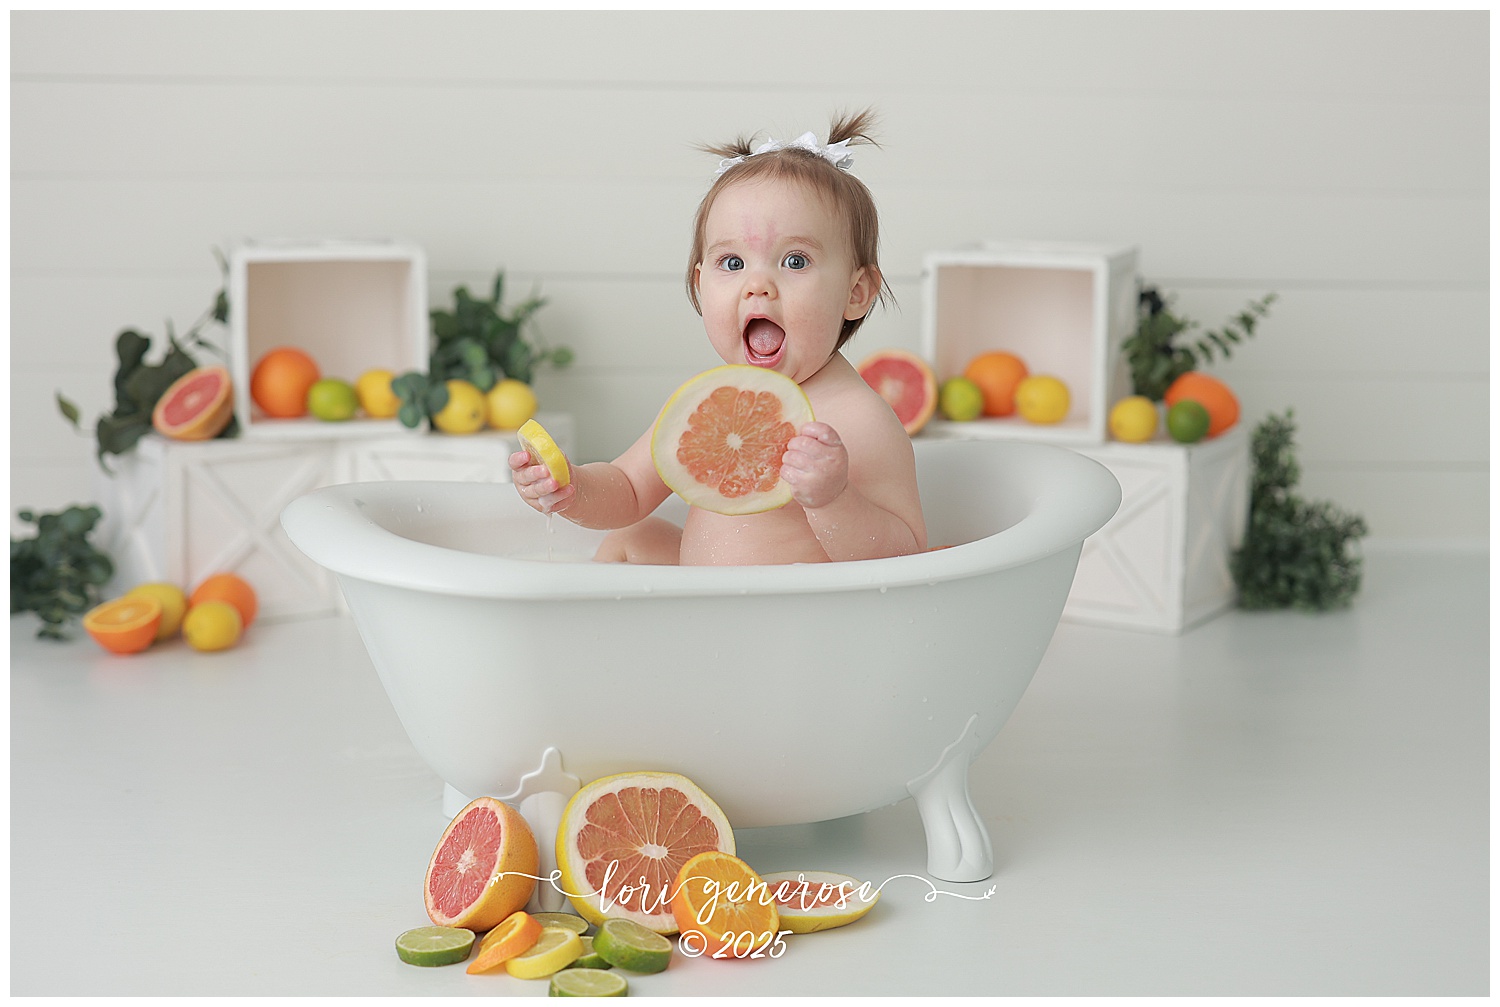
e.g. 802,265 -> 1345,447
844,266 -> 881,321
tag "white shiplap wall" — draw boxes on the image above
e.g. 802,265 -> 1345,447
10,11 -> 1489,544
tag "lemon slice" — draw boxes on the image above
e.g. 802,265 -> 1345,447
504,926 -> 583,979
531,912 -> 589,935
592,918 -> 672,974
518,419 -> 570,489
550,967 -> 628,996
394,926 -> 475,966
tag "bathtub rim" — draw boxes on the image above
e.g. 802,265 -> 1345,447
280,439 -> 1121,601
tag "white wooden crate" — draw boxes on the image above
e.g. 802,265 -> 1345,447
227,239 -> 428,438
1063,425 -> 1250,634
94,415 -> 574,621
921,241 -> 1138,445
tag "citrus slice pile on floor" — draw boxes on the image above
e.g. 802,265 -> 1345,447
591,918 -> 673,973
762,869 -> 880,933
425,796 -> 539,932
550,967 -> 628,996
671,850 -> 781,958
556,771 -> 735,932
517,418 -> 570,489
856,349 -> 937,435
531,912 -> 589,934
651,365 -> 813,515
395,925 -> 475,967
569,935 -> 610,969
503,926 -> 583,978
465,909 -> 543,975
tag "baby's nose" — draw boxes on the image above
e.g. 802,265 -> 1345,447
742,268 -> 776,298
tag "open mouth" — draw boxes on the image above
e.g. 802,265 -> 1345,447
742,317 -> 787,368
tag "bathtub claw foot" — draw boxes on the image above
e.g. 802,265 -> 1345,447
497,748 -> 581,915
907,716 -> 994,883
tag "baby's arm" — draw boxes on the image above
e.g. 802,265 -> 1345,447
510,426 -> 672,530
781,415 -> 926,562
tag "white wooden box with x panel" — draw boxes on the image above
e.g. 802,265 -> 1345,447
94,416 -> 574,620
1061,425 -> 1250,634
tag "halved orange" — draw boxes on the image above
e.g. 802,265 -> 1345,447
671,851 -> 780,958
82,596 -> 163,655
465,909 -> 544,974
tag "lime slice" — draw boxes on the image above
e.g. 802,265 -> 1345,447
505,927 -> 584,979
592,918 -> 672,974
566,935 -> 612,970
395,926 -> 475,967
549,967 -> 628,997
518,419 -> 570,489
532,912 -> 590,935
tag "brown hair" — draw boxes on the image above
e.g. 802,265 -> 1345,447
685,108 -> 894,349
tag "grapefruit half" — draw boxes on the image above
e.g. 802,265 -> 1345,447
651,365 -> 813,516
856,349 -> 937,435
556,771 -> 735,933
151,366 -> 234,441
425,796 -> 539,933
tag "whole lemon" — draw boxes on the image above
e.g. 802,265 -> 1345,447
182,601 -> 243,652
355,369 -> 401,418
485,378 -> 539,430
1109,396 -> 1159,443
124,582 -> 188,641
1015,375 -> 1070,424
938,377 -> 984,422
432,380 -> 487,434
307,378 -> 359,421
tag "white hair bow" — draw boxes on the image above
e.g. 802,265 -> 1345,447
716,131 -> 856,176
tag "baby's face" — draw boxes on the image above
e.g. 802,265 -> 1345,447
694,178 -> 875,384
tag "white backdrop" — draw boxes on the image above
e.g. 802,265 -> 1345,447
10,11 -> 1488,545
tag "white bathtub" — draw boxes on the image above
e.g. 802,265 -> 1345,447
281,438 -> 1119,884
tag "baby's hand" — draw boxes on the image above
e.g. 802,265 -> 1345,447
781,422 -> 848,510
509,450 -> 575,513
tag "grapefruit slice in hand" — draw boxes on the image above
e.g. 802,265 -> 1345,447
651,365 -> 813,516
425,797 -> 539,933
556,771 -> 735,933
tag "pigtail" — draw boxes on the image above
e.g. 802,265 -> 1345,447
827,108 -> 880,149
698,135 -> 757,160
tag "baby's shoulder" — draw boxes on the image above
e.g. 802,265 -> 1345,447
806,363 -> 913,453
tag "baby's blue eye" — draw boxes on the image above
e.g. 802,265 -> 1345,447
783,253 -> 809,270
720,255 -> 744,271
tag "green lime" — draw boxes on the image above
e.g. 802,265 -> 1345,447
592,918 -> 672,974
1166,399 -> 1211,444
566,935 -> 612,970
549,967 -> 628,997
395,926 -> 475,967
938,377 -> 984,422
532,912 -> 590,935
307,378 -> 359,422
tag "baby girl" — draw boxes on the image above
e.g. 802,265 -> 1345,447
510,110 -> 926,566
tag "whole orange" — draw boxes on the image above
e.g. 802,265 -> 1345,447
1163,371 -> 1239,438
250,347 -> 321,418
190,572 -> 258,629
962,351 -> 1029,417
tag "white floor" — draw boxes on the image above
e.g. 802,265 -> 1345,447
10,548 -> 1488,996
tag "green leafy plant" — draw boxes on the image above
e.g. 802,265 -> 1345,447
1123,286 -> 1276,401
57,253 -> 234,468
1232,411 -> 1368,611
10,504 -> 115,639
394,270 -> 572,429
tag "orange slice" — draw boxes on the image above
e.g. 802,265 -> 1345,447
465,909 -> 544,974
672,851 -> 781,958
82,595 -> 163,655
425,797 -> 539,933
651,365 -> 813,516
